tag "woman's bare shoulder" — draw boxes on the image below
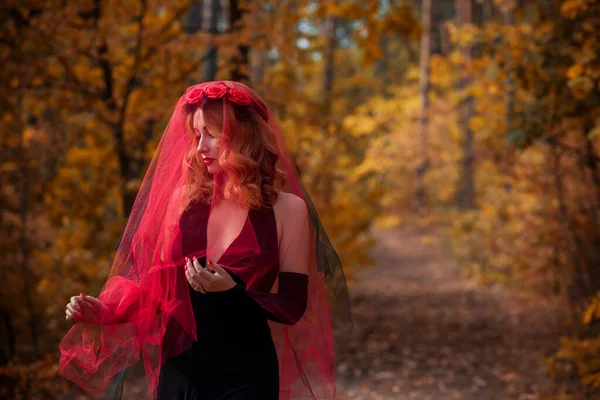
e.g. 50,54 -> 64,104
273,192 -> 309,236
274,192 -> 308,216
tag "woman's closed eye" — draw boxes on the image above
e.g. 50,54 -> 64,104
194,128 -> 214,141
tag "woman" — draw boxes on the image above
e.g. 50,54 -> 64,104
59,81 -> 351,400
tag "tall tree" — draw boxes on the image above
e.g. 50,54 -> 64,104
0,4 -> 58,360
185,0 -> 221,82
202,0 -> 221,81
0,0 -> 202,365
47,0 -> 197,215
323,8 -> 337,100
454,0 -> 476,209
415,0 -> 433,213
501,0 -> 515,190
321,0 -> 339,207
229,0 -> 250,82
249,4 -> 267,85
431,0 -> 455,55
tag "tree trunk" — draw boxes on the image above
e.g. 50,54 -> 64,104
321,4 -> 338,208
185,0 -> 220,82
502,0 -> 515,192
582,123 -> 600,293
0,309 -> 15,362
251,47 -> 266,85
18,101 -> 40,354
229,0 -> 250,83
455,0 -> 476,210
248,0 -> 272,85
184,1 -> 203,34
203,0 -> 220,81
550,142 -> 592,310
323,13 -> 337,101
374,32 -> 388,84
483,0 -> 493,21
432,0 -> 455,55
415,0 -> 432,214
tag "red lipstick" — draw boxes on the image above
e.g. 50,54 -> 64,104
203,158 -> 214,166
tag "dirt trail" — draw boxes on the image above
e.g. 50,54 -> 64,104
336,227 -> 566,400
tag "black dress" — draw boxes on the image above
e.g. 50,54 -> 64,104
156,204 -> 280,400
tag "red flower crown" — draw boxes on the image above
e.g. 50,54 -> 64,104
184,83 -> 268,122
185,85 -> 253,106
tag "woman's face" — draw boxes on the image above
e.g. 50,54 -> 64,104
193,109 -> 221,175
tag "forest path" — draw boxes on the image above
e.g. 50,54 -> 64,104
336,226 -> 566,400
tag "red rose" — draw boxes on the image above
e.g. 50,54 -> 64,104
204,84 -> 228,99
185,87 -> 204,104
229,88 -> 252,105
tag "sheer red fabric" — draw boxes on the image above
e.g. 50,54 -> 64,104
59,81 -> 351,399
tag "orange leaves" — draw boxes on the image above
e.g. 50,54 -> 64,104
583,295 -> 600,325
550,333 -> 600,391
320,0 -> 419,66
566,64 -> 585,81
568,75 -> 596,99
446,21 -> 480,48
382,5 -> 420,38
0,355 -> 64,398
560,0 -> 597,18
565,29 -> 599,100
327,2 -> 371,20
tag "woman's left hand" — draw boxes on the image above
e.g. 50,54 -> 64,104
185,257 -> 236,293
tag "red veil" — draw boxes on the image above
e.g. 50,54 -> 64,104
59,81 -> 352,399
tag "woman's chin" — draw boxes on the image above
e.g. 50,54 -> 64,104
206,166 -> 220,175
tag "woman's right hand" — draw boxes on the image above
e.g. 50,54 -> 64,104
65,293 -> 107,323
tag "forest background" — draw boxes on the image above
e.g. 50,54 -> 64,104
1,0 -> 599,399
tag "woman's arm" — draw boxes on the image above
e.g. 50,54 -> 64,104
224,272 -> 308,325
65,279 -> 147,325
212,193 -> 310,325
